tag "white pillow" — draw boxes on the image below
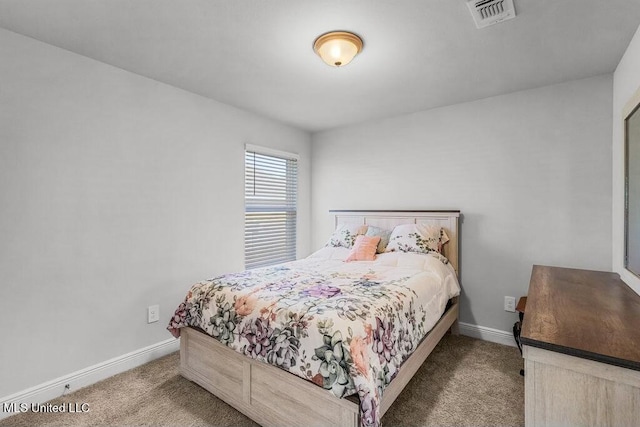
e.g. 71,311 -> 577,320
325,224 -> 368,248
385,224 -> 449,254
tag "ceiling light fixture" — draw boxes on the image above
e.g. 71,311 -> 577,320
313,31 -> 363,67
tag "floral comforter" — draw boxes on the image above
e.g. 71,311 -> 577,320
168,247 -> 460,427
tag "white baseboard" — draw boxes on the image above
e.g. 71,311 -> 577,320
0,338 -> 179,421
459,322 -> 517,347
0,325 -> 514,421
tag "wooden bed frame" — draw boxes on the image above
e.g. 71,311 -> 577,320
180,210 -> 461,427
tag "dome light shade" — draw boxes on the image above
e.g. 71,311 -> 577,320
313,31 -> 363,67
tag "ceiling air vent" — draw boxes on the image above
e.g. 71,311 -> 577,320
467,0 -> 516,29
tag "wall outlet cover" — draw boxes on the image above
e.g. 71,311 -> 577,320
504,296 -> 516,312
148,305 -> 160,323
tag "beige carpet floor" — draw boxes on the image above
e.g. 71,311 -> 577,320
0,335 -> 524,426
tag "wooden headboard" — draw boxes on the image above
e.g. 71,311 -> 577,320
330,210 -> 461,276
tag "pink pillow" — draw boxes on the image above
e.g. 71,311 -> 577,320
346,235 -> 381,262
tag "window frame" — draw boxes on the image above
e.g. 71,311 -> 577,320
244,144 -> 299,269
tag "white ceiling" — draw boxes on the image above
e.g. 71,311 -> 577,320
1,0 -> 639,132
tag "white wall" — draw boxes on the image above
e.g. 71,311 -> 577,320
0,28 -> 311,398
311,75 -> 613,333
613,24 -> 640,295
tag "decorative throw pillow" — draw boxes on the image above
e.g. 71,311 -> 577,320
365,226 -> 392,253
346,235 -> 381,262
385,224 -> 449,254
325,224 -> 368,248
421,224 -> 450,252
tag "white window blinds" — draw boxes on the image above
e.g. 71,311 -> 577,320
244,146 -> 298,269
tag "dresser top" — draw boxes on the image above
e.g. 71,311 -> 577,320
521,265 -> 640,371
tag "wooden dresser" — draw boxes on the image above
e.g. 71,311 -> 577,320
521,265 -> 640,426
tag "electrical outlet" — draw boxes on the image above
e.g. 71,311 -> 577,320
148,305 -> 160,323
504,296 -> 516,312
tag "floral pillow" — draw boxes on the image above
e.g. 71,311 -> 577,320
346,235 -> 381,262
385,224 -> 449,254
365,226 -> 392,254
325,224 -> 368,248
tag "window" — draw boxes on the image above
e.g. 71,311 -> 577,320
244,145 -> 298,269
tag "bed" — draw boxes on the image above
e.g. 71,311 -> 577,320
168,210 -> 461,427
